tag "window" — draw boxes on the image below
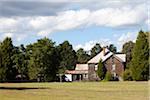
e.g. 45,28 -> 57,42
113,72 -> 117,77
112,64 -> 116,71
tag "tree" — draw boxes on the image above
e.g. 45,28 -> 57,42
108,44 -> 117,53
27,38 -> 59,81
76,48 -> 90,63
90,43 -> 102,58
0,37 -> 17,81
58,41 -> 77,73
12,45 -> 28,80
130,30 -> 149,81
97,60 -> 106,80
122,41 -> 135,68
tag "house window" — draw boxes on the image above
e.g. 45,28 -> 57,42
112,64 -> 116,71
113,72 -> 117,77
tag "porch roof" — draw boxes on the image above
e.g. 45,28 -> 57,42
66,70 -> 88,74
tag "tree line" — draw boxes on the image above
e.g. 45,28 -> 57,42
0,35 -> 117,82
0,30 -> 149,82
97,30 -> 149,81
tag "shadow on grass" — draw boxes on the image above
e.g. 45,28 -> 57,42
0,87 -> 47,90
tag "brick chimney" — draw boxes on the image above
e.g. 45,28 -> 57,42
103,47 -> 106,56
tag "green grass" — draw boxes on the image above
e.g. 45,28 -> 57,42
0,82 -> 149,100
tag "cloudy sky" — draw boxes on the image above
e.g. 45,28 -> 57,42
0,0 -> 149,51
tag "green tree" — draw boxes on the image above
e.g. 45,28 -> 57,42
90,43 -> 102,58
108,44 -> 117,53
130,30 -> 149,81
97,60 -> 106,80
122,41 -> 135,68
0,37 -> 17,81
76,48 -> 90,63
58,41 -> 77,73
12,45 -> 28,80
27,38 -> 59,81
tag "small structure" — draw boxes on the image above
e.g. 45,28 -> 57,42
65,47 -> 126,81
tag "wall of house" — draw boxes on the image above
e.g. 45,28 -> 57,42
104,56 -> 125,77
88,64 -> 98,81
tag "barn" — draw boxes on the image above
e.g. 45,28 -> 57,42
66,47 -> 126,81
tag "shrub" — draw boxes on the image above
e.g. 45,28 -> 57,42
104,72 -> 113,81
123,69 -> 132,81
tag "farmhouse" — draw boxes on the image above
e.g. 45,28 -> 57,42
65,47 -> 126,81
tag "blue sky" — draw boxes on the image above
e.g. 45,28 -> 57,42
0,0 -> 149,51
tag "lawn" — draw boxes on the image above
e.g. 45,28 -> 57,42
0,82 -> 149,100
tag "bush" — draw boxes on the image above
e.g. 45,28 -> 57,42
104,72 -> 113,81
123,69 -> 132,81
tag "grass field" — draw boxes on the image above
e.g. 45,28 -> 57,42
0,82 -> 149,100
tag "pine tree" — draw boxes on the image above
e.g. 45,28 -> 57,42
130,31 -> 149,81
97,60 -> 106,80
0,37 -> 16,81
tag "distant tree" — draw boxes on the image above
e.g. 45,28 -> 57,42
97,60 -> 106,80
0,37 -> 17,81
76,48 -> 90,63
130,30 -> 149,81
58,41 -> 77,73
122,41 -> 135,68
90,43 -> 102,58
12,45 -> 28,80
108,44 -> 117,53
27,38 -> 59,81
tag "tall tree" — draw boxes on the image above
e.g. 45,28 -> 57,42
90,43 -> 102,58
108,44 -> 117,53
76,48 -> 90,63
130,30 -> 149,81
122,41 -> 135,68
58,41 -> 77,73
0,37 -> 16,81
27,38 -> 59,81
12,45 -> 28,80
97,60 -> 106,80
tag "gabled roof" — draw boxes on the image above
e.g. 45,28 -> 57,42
87,48 -> 126,64
88,48 -> 113,63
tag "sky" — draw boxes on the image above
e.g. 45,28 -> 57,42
0,0 -> 149,52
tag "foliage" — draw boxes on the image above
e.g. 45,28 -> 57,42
76,48 -> 90,63
108,44 -> 117,53
130,30 -> 149,81
57,41 -> 77,73
0,37 -> 17,81
26,38 -> 59,81
123,69 -> 132,81
90,43 -> 102,58
122,41 -> 135,68
97,59 -> 106,80
104,72 -> 113,81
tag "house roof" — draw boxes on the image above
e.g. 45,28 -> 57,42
87,48 -> 126,64
66,70 -> 88,74
114,54 -> 126,62
88,48 -> 113,63
75,64 -> 88,70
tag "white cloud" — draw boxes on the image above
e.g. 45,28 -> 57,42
117,32 -> 138,51
0,3 -> 147,37
74,39 -> 111,51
